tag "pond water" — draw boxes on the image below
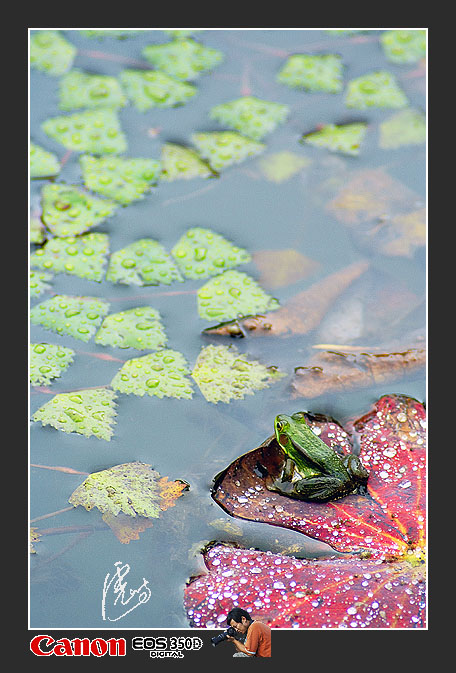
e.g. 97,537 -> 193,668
29,29 -> 426,628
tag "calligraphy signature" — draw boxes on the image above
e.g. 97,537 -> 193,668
102,561 -> 151,622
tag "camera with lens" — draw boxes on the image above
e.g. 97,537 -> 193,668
211,626 -> 243,647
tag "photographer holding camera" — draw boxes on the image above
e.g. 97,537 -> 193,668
225,608 -> 271,657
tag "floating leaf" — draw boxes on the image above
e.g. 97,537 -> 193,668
80,154 -> 162,205
191,132 -> 265,171
111,349 -> 194,399
380,30 -> 426,64
30,142 -> 60,178
379,208 -> 426,257
379,109 -> 426,149
327,168 -> 420,226
301,123 -> 368,156
80,30 -> 139,39
257,151 -> 311,183
292,347 -> 426,398
30,528 -> 41,554
209,96 -> 289,140
106,238 -> 183,286
191,344 -> 285,403
95,307 -> 167,350
197,270 -> 280,322
253,249 -> 320,289
42,108 -> 127,154
185,543 -> 425,628
119,69 -> 197,111
101,513 -> 154,543
30,269 -> 52,298
30,31 -> 76,76
58,69 -> 126,111
30,342 -> 75,386
345,71 -> 408,109
40,183 -> 117,237
326,169 -> 425,257
212,394 -> 425,561
203,261 -> 368,337
30,217 -> 47,245
33,387 -> 117,440
142,38 -> 223,80
163,30 -> 203,39
277,54 -> 343,92
171,227 -> 251,279
69,462 -> 188,541
30,232 -> 109,281
30,294 -> 110,341
160,143 -> 215,181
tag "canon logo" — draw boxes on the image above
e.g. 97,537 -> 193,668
30,635 -> 126,656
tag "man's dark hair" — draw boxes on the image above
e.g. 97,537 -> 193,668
226,608 -> 253,626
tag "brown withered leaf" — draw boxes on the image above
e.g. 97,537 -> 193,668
379,208 -> 426,257
102,513 -> 154,543
326,169 -> 425,258
291,347 -> 425,398
252,249 -> 320,289
327,168 -> 419,226
203,260 -> 368,338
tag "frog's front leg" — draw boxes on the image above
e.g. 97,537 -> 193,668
293,475 -> 346,502
281,457 -> 295,483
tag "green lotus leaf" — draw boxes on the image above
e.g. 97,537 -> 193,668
171,227 -> 251,280
111,349 -> 194,399
277,54 -> 344,92
80,154 -> 162,205
42,108 -> 127,154
30,217 -> 46,244
80,30 -> 140,39
40,183 -> 117,237
301,122 -> 368,156
197,270 -> 280,321
30,269 -> 52,298
95,307 -> 167,350
380,30 -> 426,64
160,143 -> 215,181
209,96 -> 289,141
345,71 -> 408,109
30,142 -> 60,178
164,30 -> 203,39
142,38 -> 223,81
30,232 -> 109,281
106,238 -> 184,286
30,342 -> 75,386
119,69 -> 197,111
33,387 -> 117,440
379,108 -> 426,149
30,31 -> 76,76
191,343 -> 286,404
58,69 -> 127,111
30,294 -> 110,341
257,151 -> 311,183
68,461 -> 178,518
191,132 -> 265,171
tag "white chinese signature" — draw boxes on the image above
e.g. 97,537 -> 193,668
102,561 -> 151,622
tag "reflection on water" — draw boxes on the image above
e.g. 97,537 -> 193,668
30,28 -> 425,628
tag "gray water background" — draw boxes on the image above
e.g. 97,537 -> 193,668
29,29 -> 426,628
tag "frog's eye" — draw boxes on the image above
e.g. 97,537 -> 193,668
275,420 -> 286,432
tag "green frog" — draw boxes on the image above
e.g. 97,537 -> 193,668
267,412 -> 369,502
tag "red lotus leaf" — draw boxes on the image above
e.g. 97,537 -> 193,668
184,543 -> 426,629
184,394 -> 426,628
